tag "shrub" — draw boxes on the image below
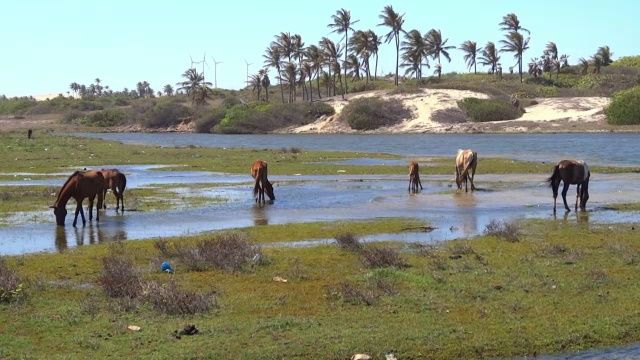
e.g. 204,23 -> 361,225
484,219 -> 521,242
0,258 -> 25,303
0,99 -> 37,115
142,279 -> 217,315
605,86 -> 640,125
360,245 -> 409,268
457,97 -> 523,122
79,109 -> 127,127
96,250 -> 144,298
611,56 -> 640,68
194,108 -> 227,133
341,97 -> 412,130
143,102 -> 192,128
113,97 -> 130,106
212,102 -> 334,134
173,232 -> 262,272
70,100 -> 104,111
222,97 -> 242,109
431,107 -> 470,124
388,85 -> 424,95
334,232 -> 364,252
326,282 -> 378,306
60,110 -> 84,124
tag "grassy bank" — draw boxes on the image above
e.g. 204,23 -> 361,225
1,218 -> 640,359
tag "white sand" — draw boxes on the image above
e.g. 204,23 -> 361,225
280,89 -> 610,134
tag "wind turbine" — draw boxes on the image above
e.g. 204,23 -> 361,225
244,58 -> 253,84
211,57 -> 223,89
200,52 -> 209,83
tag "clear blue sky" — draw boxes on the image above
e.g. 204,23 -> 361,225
1,0 -> 637,97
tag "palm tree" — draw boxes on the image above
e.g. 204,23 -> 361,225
528,58 -> 542,78
578,57 -> 589,75
545,41 -> 558,61
378,5 -> 405,86
328,8 -> 359,97
320,37 -> 342,96
264,44 -> 285,103
433,63 -> 442,77
500,31 -> 530,82
176,68 -> 204,94
424,29 -> 455,78
369,30 -> 382,80
499,13 -> 530,35
401,29 -> 428,79
305,44 -> 324,98
479,42 -> 500,74
163,84 -> 174,96
591,54 -> 603,74
350,30 -> 374,87
192,85 -> 213,106
460,40 -> 479,74
248,73 -> 263,100
261,72 -> 271,101
596,46 -> 614,66
94,78 -> 102,96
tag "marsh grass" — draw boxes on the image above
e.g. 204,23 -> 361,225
0,258 -> 25,303
2,220 -> 640,358
484,219 -> 521,242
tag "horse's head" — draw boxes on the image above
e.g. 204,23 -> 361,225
264,181 -> 276,201
50,206 -> 67,226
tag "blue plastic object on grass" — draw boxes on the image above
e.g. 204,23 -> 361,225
161,261 -> 175,274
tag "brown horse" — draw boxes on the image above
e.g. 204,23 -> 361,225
50,170 -> 104,227
547,160 -> 590,213
99,168 -> 127,212
408,161 -> 423,192
455,149 -> 478,192
251,160 -> 275,204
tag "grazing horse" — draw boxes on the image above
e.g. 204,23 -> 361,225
455,149 -> 478,192
547,160 -> 590,213
99,168 -> 127,212
251,160 -> 275,204
408,161 -> 423,192
50,170 -> 104,227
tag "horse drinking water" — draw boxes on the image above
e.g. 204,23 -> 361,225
50,170 -> 104,227
408,161 -> 423,192
251,160 -> 275,204
455,149 -> 478,192
99,168 -> 127,212
547,160 -> 590,213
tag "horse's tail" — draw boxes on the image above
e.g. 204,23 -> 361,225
118,173 -> 127,193
462,151 -> 476,176
547,164 -> 561,197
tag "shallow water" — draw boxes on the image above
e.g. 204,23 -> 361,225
70,132 -> 640,167
1,166 -> 638,256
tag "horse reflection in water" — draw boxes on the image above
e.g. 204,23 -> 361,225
547,159 -> 590,214
452,191 -> 479,235
251,205 -> 270,226
54,224 -> 127,252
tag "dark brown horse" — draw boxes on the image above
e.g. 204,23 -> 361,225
455,149 -> 478,192
408,161 -> 423,192
50,170 -> 104,227
99,168 -> 127,212
251,160 -> 275,204
547,160 -> 590,213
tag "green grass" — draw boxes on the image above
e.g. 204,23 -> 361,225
601,202 -> 640,211
1,219 -> 640,359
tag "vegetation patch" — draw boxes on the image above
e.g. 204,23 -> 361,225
340,96 -> 413,130
457,97 -> 523,122
78,109 -> 127,127
611,56 -> 640,68
0,258 -> 25,303
601,202 -> 640,211
605,86 -> 640,125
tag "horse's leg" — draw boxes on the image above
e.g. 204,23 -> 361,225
418,175 -> 422,190
464,171 -> 469,192
74,202 -> 86,227
561,182 -> 571,212
580,181 -> 589,210
470,167 -> 476,191
575,184 -> 581,211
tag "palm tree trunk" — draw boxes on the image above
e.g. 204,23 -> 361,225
316,69 -> 322,99
308,75 -> 314,102
374,54 -> 379,81
343,30 -> 348,99
394,35 -> 400,86
474,61 -> 477,75
519,54 -> 523,83
277,67 -> 285,104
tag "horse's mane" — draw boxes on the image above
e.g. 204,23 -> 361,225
55,171 -> 81,201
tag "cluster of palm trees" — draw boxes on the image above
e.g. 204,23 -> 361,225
578,46 -> 614,75
69,79 -> 158,99
246,7 -> 615,103
176,68 -> 214,106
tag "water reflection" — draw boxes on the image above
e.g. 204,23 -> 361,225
452,192 -> 479,234
251,205 -> 270,226
53,222 -> 128,252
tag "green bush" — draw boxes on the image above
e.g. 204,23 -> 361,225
457,97 -> 523,122
194,108 -> 227,133
114,97 -> 130,106
79,109 -> 127,127
605,86 -> 640,125
212,102 -> 334,134
60,110 -> 84,124
611,56 -> 640,67
142,102 -> 192,128
0,99 -> 37,115
70,100 -> 104,111
340,97 -> 412,130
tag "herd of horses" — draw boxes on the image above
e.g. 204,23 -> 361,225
50,151 -> 591,227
